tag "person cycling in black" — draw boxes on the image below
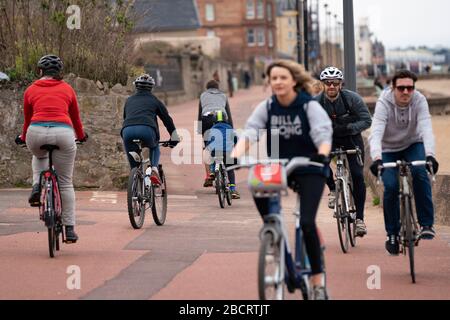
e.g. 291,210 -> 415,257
121,74 -> 180,183
316,67 -> 372,237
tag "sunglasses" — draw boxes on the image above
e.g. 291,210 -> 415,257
396,85 -> 415,93
323,80 -> 341,87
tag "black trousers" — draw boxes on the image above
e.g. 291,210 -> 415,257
327,134 -> 366,221
254,174 -> 326,275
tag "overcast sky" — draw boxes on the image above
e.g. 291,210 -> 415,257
319,0 -> 450,49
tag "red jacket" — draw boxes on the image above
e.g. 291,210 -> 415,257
21,79 -> 85,140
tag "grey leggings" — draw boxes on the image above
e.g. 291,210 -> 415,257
25,126 -> 77,226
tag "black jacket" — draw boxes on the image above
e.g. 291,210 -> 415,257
316,89 -> 372,138
121,91 -> 176,140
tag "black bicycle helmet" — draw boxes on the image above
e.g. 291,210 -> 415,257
134,74 -> 156,91
37,55 -> 63,73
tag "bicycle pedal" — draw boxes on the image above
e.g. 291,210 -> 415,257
64,240 -> 77,244
29,201 -> 41,207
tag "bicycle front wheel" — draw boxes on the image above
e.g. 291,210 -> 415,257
404,197 -> 416,283
258,232 -> 285,300
347,184 -> 357,247
335,186 -> 350,254
152,165 -> 167,226
127,167 -> 146,229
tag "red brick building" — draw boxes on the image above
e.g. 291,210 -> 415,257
196,0 -> 277,63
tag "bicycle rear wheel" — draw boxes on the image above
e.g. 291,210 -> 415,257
404,197 -> 416,283
224,167 -> 232,206
335,185 -> 350,253
152,165 -> 168,226
258,232 -> 285,300
127,167 -> 145,229
215,169 -> 225,209
48,226 -> 56,258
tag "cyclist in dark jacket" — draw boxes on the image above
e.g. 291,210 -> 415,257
316,67 -> 372,238
121,74 -> 180,184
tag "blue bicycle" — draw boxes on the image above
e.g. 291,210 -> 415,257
231,157 -> 328,300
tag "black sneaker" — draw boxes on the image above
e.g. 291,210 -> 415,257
65,226 -> 79,243
385,235 -> 399,256
28,184 -> 41,207
419,226 -> 436,240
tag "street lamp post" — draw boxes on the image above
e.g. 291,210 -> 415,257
343,0 -> 356,91
303,0 -> 309,70
296,0 -> 302,64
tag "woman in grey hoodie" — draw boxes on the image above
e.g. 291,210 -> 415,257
368,70 -> 439,255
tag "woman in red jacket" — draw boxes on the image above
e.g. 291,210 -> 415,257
16,55 -> 88,243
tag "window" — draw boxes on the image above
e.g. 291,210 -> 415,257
267,3 -> 272,21
257,0 -> 264,19
207,29 -> 215,37
288,31 -> 294,40
205,3 -> 215,22
247,28 -> 256,46
288,17 -> 293,26
257,28 -> 265,46
268,29 -> 274,48
246,0 -> 255,19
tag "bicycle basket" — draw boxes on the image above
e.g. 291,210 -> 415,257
248,163 -> 287,194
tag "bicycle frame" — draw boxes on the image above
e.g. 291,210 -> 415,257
262,193 -> 314,295
332,148 -> 359,217
397,164 -> 419,248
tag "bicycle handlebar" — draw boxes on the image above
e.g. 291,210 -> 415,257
330,148 -> 360,157
228,157 -> 324,176
376,160 -> 436,184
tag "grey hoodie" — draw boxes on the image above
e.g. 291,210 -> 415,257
369,89 -> 436,160
197,88 -> 234,131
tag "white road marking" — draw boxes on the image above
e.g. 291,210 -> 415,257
90,192 -> 118,204
168,195 -> 198,200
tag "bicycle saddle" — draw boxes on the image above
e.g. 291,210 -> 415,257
40,145 -> 60,152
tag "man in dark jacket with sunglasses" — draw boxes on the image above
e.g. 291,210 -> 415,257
316,67 -> 372,238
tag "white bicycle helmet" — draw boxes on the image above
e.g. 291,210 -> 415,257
320,67 -> 344,81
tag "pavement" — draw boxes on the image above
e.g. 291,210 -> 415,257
1,85 -> 450,300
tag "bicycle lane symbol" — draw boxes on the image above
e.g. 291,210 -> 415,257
367,265 -> 381,290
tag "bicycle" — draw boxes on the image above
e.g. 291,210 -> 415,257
18,141 -> 82,258
127,140 -> 169,229
212,155 -> 232,209
330,147 -> 363,253
377,160 -> 435,283
230,157 -> 328,300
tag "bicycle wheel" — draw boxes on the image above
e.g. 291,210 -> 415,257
404,197 -> 416,283
152,165 -> 168,226
224,168 -> 232,206
215,169 -> 225,209
48,226 -> 56,258
335,185 -> 350,253
347,185 -> 357,248
127,167 -> 145,229
258,232 -> 285,300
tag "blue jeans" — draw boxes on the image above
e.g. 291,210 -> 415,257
382,143 -> 434,236
122,125 -> 160,169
